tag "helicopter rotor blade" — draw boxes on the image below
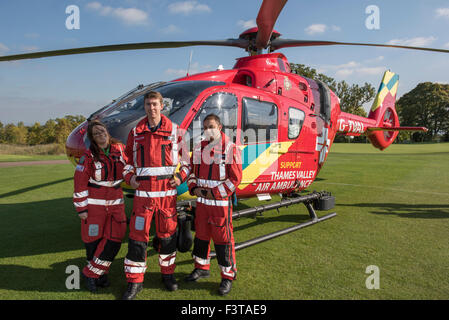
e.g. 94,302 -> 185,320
270,38 -> 449,54
255,0 -> 288,49
0,39 -> 248,62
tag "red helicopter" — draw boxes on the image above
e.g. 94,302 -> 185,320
0,0 -> 437,252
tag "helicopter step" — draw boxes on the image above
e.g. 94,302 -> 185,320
208,191 -> 337,258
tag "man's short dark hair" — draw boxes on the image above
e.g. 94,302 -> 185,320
204,113 -> 221,126
144,91 -> 163,105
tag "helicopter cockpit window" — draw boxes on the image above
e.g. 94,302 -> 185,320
187,92 -> 238,148
288,107 -> 305,139
242,98 -> 278,144
97,81 -> 225,127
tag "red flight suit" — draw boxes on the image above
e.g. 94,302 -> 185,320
123,115 -> 189,283
185,133 -> 242,281
73,143 -> 128,279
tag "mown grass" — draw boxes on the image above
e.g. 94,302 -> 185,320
0,143 -> 448,300
0,144 -> 66,162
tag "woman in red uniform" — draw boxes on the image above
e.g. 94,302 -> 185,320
73,120 -> 128,293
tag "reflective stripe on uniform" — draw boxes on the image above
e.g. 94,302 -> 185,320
87,198 -> 124,206
193,255 -> 210,266
218,184 -> 227,198
196,178 -> 222,188
159,252 -> 176,267
219,264 -> 235,278
197,197 -> 228,207
135,189 -> 177,198
73,190 -> 88,199
225,179 -> 235,192
171,124 -> 179,166
124,258 -> 147,274
87,262 -> 106,276
136,166 -> 176,177
88,178 -> 123,187
93,256 -> 112,267
74,200 -> 88,208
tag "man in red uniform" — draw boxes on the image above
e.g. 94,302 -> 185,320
121,91 -> 190,300
184,114 -> 242,295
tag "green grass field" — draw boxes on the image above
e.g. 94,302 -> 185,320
0,143 -> 448,300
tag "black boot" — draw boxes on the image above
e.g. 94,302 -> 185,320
96,274 -> 110,288
122,282 -> 143,300
184,268 -> 210,282
218,279 -> 232,296
83,274 -> 97,293
162,274 -> 178,291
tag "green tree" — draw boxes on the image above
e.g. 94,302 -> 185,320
396,82 -> 449,142
3,123 -> 28,144
290,63 -> 375,117
27,122 -> 44,145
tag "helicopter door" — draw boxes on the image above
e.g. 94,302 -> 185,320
240,97 -> 279,188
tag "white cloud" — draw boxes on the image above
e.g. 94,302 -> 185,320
161,24 -> 182,34
387,36 -> 437,47
444,42 -> 449,49
305,24 -> 327,35
318,59 -> 385,79
168,1 -> 211,15
0,43 -> 9,55
436,8 -> 449,18
86,2 -> 148,25
237,19 -> 256,30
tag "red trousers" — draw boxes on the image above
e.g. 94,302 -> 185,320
124,195 -> 178,283
81,204 -> 127,278
192,198 -> 237,281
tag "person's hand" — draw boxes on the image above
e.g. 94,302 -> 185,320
194,188 -> 204,198
130,175 -> 140,189
79,212 -> 88,220
169,175 -> 181,187
205,189 -> 214,200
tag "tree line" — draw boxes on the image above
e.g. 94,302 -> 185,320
0,115 -> 86,145
290,63 -> 449,142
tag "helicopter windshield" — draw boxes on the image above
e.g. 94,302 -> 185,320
95,81 -> 225,126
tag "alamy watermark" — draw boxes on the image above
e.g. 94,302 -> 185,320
365,5 -> 380,30
66,5 -> 80,30
365,265 -> 380,289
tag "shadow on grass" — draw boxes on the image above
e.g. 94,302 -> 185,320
0,255 -> 221,298
339,203 -> 449,219
0,177 -> 73,199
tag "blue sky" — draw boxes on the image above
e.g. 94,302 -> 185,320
1,0 -> 449,125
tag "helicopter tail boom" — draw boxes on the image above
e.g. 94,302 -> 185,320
337,70 -> 427,150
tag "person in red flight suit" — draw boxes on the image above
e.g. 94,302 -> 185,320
183,114 -> 242,296
121,91 -> 190,300
73,120 -> 128,293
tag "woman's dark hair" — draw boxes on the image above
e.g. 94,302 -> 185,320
87,120 -> 121,161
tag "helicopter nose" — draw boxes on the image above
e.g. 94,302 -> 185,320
66,120 -> 88,166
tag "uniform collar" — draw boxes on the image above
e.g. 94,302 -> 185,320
135,114 -> 171,135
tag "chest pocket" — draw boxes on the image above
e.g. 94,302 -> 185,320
94,162 -> 103,181
160,139 -> 173,167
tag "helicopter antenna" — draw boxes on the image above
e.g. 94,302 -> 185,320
186,50 -> 193,76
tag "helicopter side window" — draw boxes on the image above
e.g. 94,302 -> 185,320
187,92 -> 238,149
242,98 -> 278,144
288,107 -> 305,139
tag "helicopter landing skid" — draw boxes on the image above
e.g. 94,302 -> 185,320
209,191 -> 337,258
